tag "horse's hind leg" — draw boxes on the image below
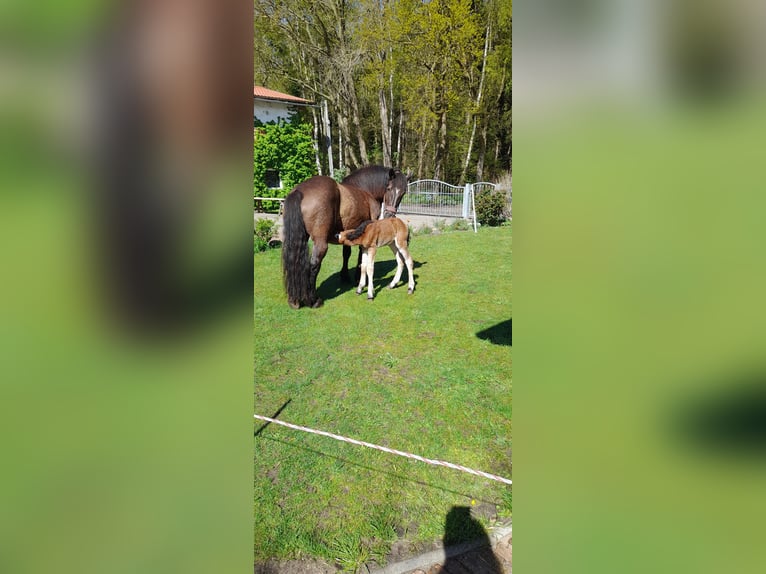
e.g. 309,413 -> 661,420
402,246 -> 415,294
388,244 -> 405,289
308,238 -> 328,308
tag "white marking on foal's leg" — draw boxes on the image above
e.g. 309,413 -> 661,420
356,250 -> 368,295
388,244 -> 404,289
400,245 -> 415,294
366,247 -> 376,300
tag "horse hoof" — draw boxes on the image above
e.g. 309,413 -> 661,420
407,288 -> 414,294
288,299 -> 301,309
367,296 -> 374,301
356,289 -> 362,295
388,284 -> 396,289
311,298 -> 324,308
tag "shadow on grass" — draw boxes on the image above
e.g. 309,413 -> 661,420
476,319 -> 512,346
437,506 -> 503,573
671,371 -> 766,456
255,434 -> 498,505
317,259 -> 427,302
254,399 -> 293,437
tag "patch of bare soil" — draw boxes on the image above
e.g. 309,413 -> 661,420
254,558 -> 338,574
386,537 -> 443,564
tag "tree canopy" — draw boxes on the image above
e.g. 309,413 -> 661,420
254,0 -> 511,183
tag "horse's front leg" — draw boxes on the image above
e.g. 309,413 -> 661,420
308,238 -> 328,308
340,244 -> 352,283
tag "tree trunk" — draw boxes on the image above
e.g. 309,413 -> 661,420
460,118 -> 477,184
349,85 -> 368,166
321,99 -> 334,176
460,23 -> 491,184
311,106 -> 322,175
476,120 -> 488,180
395,104 -> 403,166
378,87 -> 391,166
434,109 -> 447,180
389,70 -> 395,150
338,112 -> 358,169
416,115 -> 427,178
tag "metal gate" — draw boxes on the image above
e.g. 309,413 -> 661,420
399,179 -> 498,233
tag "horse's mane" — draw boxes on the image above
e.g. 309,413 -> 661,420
346,219 -> 375,241
342,166 -> 390,199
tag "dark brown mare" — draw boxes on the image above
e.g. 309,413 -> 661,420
340,166 -> 410,281
282,166 -> 409,309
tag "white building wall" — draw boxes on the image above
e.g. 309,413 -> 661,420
253,99 -> 295,123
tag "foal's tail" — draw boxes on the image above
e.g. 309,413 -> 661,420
345,220 -> 374,241
281,190 -> 312,307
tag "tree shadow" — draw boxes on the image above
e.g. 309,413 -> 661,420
671,370 -> 766,457
437,506 -> 503,574
477,319 -> 512,346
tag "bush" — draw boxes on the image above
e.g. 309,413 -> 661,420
332,167 -> 350,182
254,219 -> 276,253
449,219 -> 471,231
254,118 -> 316,199
474,189 -> 507,227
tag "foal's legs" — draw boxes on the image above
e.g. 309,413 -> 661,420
401,245 -> 415,294
388,238 -> 415,294
388,244 -> 405,289
356,249 -> 368,295
365,247 -> 377,300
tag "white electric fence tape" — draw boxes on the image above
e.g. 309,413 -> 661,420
254,414 -> 512,486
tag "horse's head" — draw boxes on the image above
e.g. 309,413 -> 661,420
382,168 -> 410,218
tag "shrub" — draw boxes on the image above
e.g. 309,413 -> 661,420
332,166 -> 350,182
254,118 -> 316,202
449,219 -> 471,231
254,219 -> 276,253
474,189 -> 507,227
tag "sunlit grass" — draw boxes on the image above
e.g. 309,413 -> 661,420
254,226 -> 512,569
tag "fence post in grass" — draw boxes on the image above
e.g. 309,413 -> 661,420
462,183 -> 471,219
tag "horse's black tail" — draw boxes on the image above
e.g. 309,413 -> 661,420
281,190 -> 311,307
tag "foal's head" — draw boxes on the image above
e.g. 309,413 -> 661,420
381,169 -> 410,218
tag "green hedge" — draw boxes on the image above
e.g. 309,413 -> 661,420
253,118 -> 316,202
475,189 -> 508,227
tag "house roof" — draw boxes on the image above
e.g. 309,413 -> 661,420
253,86 -> 313,105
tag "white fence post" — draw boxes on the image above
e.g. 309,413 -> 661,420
462,183 -> 471,219
399,179 -> 482,232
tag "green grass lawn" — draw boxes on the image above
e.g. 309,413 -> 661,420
254,225 -> 512,571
